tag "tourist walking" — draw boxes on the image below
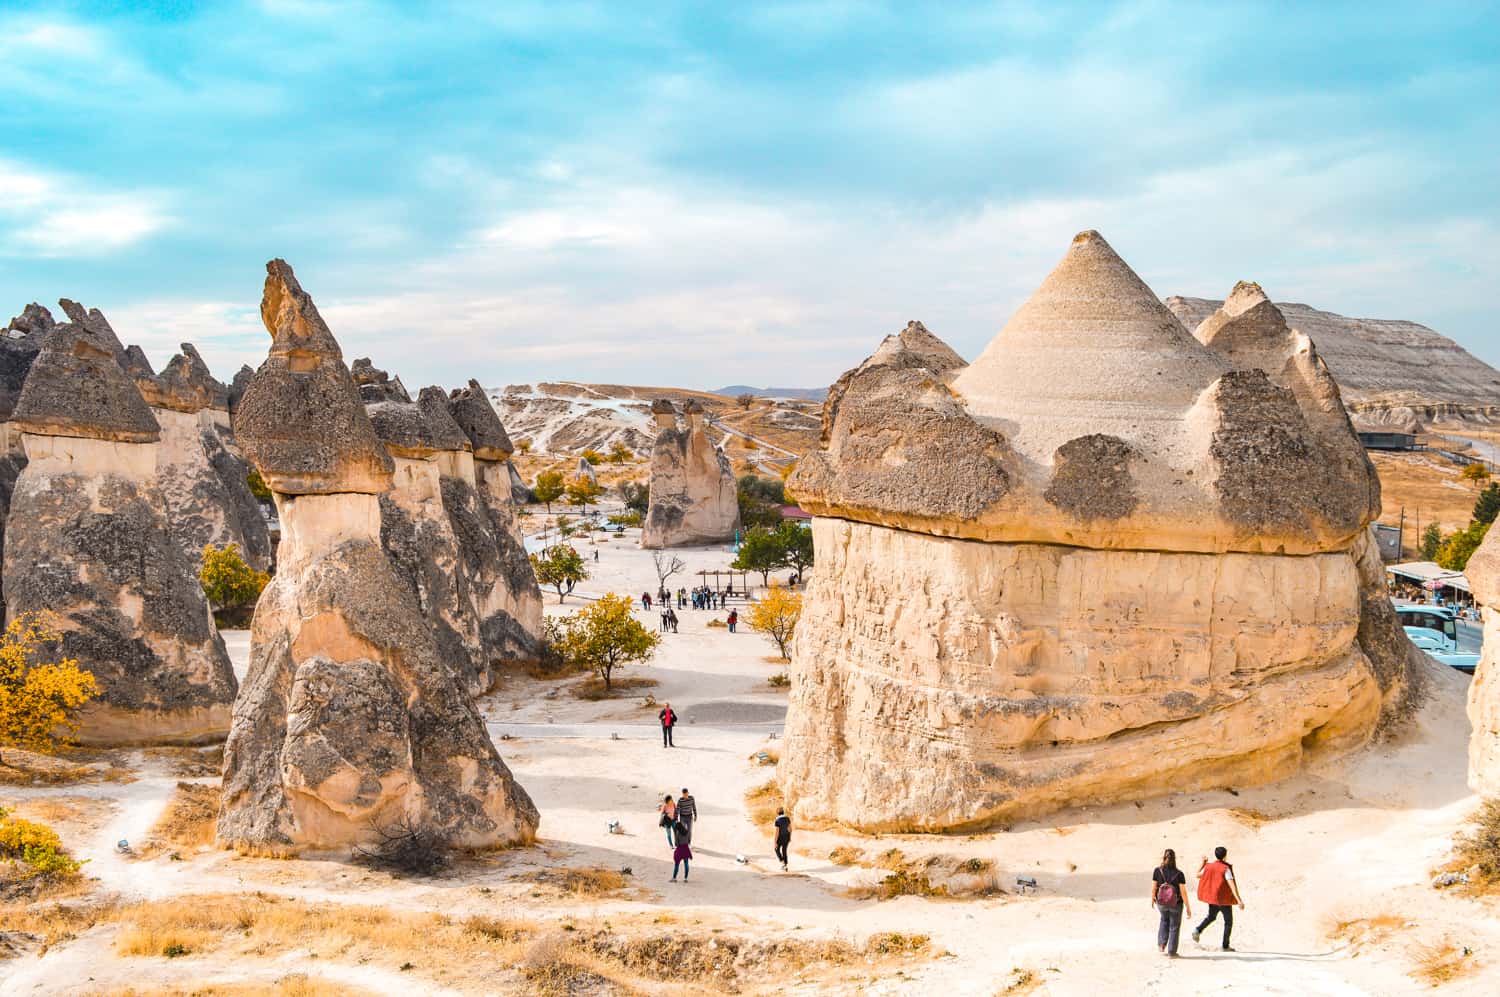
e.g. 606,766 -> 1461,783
643,592 -> 652,611
672,836 -> 692,881
727,608 -> 738,633
667,608 -> 679,633
659,702 -> 676,747
1151,848 -> 1191,957
660,609 -> 670,632
658,794 -> 677,846
773,807 -> 791,870
676,787 -> 697,842
1193,847 -> 1244,950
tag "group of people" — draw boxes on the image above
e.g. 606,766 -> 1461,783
658,606 -> 679,632
658,788 -> 699,881
640,588 -> 740,633
1151,847 -> 1246,957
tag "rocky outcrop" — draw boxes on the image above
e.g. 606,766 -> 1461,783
353,360 -> 491,696
444,381 -> 543,668
218,260 -> 537,853
130,343 -> 272,572
3,303 -> 236,745
1464,532 -> 1500,796
642,400 -> 739,547
780,231 -> 1419,831
1167,294 -> 1500,426
0,307 -> 48,618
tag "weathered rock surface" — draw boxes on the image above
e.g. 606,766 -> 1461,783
219,261 -> 537,852
780,231 -> 1419,830
1167,294 -> 1500,426
1464,531 -> 1500,796
0,307 -> 46,615
4,308 -> 236,744
443,384 -> 543,668
642,400 -> 739,547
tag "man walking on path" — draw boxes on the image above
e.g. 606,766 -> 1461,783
1193,847 -> 1244,950
773,808 -> 791,870
659,703 -> 676,747
676,787 -> 697,842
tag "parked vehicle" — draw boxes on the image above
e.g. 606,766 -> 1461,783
1395,604 -> 1478,674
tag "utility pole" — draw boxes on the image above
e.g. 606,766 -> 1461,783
1398,506 -> 1405,560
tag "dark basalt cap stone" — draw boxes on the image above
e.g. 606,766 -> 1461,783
351,357 -> 412,404
234,260 -> 393,495
10,304 -> 160,442
154,343 -> 229,413
650,398 -> 676,415
445,379 -> 513,460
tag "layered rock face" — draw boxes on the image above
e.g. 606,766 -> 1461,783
1464,533 -> 1500,796
128,343 -> 272,571
3,305 -> 236,744
781,231 -> 1420,831
642,399 -> 739,548
352,359 -> 492,695
219,261 -> 537,851
444,380 -> 543,668
0,306 -> 47,616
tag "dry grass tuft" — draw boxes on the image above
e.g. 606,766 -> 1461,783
998,967 -> 1044,995
101,977 -> 376,996
0,747 -> 134,786
574,675 -> 660,700
826,846 -> 865,866
1440,798 -> 1500,894
843,851 -> 1006,901
139,782 -> 219,857
519,865 -> 632,896
1326,912 -> 1408,949
142,745 -> 224,778
1226,807 -> 1276,828
1408,938 -> 1479,987
744,780 -> 784,825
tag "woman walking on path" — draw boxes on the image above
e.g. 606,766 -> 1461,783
672,835 -> 693,882
1151,848 -> 1191,957
1193,847 -> 1244,950
773,807 -> 792,870
658,795 -> 677,846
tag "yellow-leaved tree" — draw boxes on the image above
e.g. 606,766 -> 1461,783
199,543 -> 270,612
0,613 -> 98,765
748,583 -> 802,661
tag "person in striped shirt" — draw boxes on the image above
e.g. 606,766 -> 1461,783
676,788 -> 697,842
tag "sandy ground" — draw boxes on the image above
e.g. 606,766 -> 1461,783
4,537 -> 1500,995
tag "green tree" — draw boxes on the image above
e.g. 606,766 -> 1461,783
565,473 -> 604,513
246,468 -> 273,502
1419,522 -> 1444,560
608,442 -> 633,464
1437,520 -> 1491,571
0,613 -> 98,765
1475,484 -> 1500,526
548,592 -> 661,690
737,474 -> 786,529
516,438 -> 533,454
774,521 -> 814,578
533,470 -> 565,513
199,543 -> 270,611
581,448 -> 604,466
733,526 -> 785,586
530,544 -> 588,603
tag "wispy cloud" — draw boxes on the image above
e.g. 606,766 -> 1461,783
0,159 -> 172,257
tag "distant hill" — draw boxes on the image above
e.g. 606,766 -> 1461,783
713,385 -> 828,402
1165,296 -> 1500,427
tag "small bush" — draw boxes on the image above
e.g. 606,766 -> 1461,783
518,866 -> 630,896
0,806 -> 83,879
607,510 -> 643,527
351,819 -> 451,877
1445,798 -> 1500,893
827,846 -> 865,866
847,867 -> 949,901
767,672 -> 789,688
1409,938 -> 1477,987
199,543 -> 269,611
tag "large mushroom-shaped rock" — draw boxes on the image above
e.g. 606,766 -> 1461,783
218,261 -> 537,853
355,361 -> 491,696
779,231 -> 1417,831
641,399 -> 740,548
1464,533 -> 1500,797
2,306 -> 236,744
131,342 -> 272,572
443,381 -> 543,667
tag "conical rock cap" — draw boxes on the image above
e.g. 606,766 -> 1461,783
446,379 -> 513,460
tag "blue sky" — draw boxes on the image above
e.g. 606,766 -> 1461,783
2,1 -> 1496,391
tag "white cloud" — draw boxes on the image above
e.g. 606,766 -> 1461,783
0,159 -> 172,257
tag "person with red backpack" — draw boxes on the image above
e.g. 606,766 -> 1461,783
1151,848 -> 1192,957
1193,846 -> 1245,950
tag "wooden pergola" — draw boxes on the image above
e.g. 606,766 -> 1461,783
696,568 -> 751,594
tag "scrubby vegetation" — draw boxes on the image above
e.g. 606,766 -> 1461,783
0,804 -> 85,896
1440,798 -> 1500,894
547,592 -> 660,690
199,543 -> 269,624
747,584 -> 801,660
0,613 -> 98,766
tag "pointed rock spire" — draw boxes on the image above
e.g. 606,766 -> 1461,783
155,342 -> 229,413
10,303 -> 159,442
6,303 -> 55,341
445,379 -> 513,460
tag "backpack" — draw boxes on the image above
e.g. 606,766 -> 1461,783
1156,875 -> 1179,907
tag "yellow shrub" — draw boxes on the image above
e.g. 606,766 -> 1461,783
0,612 -> 98,759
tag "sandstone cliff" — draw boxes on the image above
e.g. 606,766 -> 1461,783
1167,295 -> 1500,426
642,399 -> 740,548
781,231 -> 1420,831
219,261 -> 537,852
1463,531 -> 1500,797
3,304 -> 236,745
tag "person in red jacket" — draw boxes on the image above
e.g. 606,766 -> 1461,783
1193,846 -> 1245,950
658,702 -> 676,747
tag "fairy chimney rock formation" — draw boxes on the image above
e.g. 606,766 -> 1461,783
642,399 -> 740,548
443,381 -> 544,669
781,230 -> 1420,831
1464,533 -> 1500,796
3,304 -> 237,744
219,261 -> 537,852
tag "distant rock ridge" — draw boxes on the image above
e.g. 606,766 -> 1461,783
1166,294 -> 1500,426
780,230 -> 1423,832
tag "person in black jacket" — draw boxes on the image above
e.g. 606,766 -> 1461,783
658,703 -> 676,747
676,787 -> 697,841
773,808 -> 791,870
